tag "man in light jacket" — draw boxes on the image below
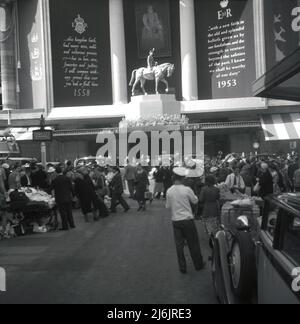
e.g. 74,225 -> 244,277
225,167 -> 246,194
166,167 -> 205,274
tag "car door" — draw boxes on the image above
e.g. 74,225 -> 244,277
257,202 -> 300,304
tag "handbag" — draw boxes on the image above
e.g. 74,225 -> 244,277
144,191 -> 153,200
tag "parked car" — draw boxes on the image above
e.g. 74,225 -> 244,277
211,193 -> 300,304
74,156 -> 98,168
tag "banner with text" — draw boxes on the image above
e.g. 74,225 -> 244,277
18,0 -> 47,109
195,0 -> 255,99
264,0 -> 300,70
49,0 -> 112,107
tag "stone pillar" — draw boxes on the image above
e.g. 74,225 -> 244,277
253,0 -> 266,79
0,2 -> 18,110
109,0 -> 128,104
179,0 -> 198,101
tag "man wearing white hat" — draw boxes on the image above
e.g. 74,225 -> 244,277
166,167 -> 205,274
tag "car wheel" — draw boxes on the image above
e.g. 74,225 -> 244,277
229,231 -> 256,301
212,242 -> 228,304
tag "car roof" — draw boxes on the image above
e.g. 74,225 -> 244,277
269,193 -> 300,219
76,156 -> 96,160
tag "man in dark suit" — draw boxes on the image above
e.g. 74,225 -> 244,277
51,166 -> 75,230
20,165 -> 32,187
110,167 -> 130,213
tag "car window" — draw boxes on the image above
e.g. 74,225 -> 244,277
265,202 -> 280,239
281,212 -> 300,266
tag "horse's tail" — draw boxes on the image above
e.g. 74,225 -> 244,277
129,70 -> 137,86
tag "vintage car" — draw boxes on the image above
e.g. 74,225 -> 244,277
74,156 -> 102,168
211,193 -> 300,304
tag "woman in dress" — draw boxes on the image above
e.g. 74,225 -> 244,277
199,175 -> 221,235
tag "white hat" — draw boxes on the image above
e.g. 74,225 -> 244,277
186,160 -> 196,168
210,167 -> 218,173
47,167 -> 56,173
24,163 -> 30,168
173,167 -> 188,177
2,163 -> 9,169
186,168 -> 204,178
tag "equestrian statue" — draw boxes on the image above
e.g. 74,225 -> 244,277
129,48 -> 175,96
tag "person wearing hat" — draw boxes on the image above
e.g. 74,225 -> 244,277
74,167 -> 97,222
51,166 -> 75,231
199,175 -> 220,233
134,164 -> 150,212
32,164 -> 48,190
188,172 -> 206,219
124,160 -> 137,199
20,164 -> 32,187
110,167 -> 130,213
46,166 -> 58,194
225,167 -> 246,194
166,167 -> 205,274
8,163 -> 21,190
256,162 -> 273,198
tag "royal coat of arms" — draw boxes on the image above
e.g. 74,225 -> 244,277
72,14 -> 88,35
220,0 -> 229,9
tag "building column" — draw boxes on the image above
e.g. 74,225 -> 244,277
253,0 -> 266,79
179,0 -> 198,101
109,0 -> 128,104
0,2 -> 18,110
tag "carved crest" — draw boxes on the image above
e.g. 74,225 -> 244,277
220,0 -> 229,9
72,14 -> 87,35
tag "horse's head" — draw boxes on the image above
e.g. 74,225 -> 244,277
167,64 -> 175,78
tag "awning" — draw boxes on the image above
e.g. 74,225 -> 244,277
260,113 -> 300,141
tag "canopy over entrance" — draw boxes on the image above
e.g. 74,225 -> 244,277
260,113 -> 300,141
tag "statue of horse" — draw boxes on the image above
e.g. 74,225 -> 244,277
129,63 -> 175,96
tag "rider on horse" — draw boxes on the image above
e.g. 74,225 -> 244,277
147,48 -> 157,73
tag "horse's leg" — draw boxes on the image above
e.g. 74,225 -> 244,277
140,79 -> 147,95
132,78 -> 140,96
161,78 -> 169,93
155,78 -> 159,94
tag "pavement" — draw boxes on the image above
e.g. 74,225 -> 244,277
0,199 -> 217,304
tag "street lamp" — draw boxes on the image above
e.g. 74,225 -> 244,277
253,142 -> 260,156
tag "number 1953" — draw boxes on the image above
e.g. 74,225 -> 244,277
218,79 -> 237,89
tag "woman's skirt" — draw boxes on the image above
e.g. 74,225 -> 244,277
154,182 -> 164,193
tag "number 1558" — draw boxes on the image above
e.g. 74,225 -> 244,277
74,89 -> 91,97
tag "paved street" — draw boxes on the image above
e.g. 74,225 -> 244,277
0,200 -> 216,304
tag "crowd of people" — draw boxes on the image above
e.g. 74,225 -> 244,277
204,152 -> 300,197
1,152 -> 300,274
0,159 -> 169,236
